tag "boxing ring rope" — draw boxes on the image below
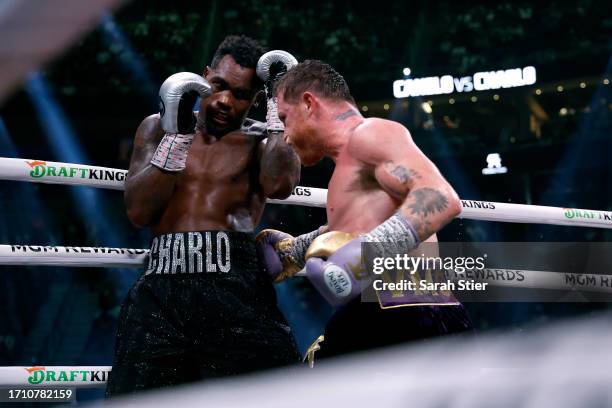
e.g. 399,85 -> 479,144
5,241 -> 612,294
0,157 -> 126,189
1,157 -> 611,228
0,245 -> 147,267
0,366 -> 110,387
0,156 -> 610,294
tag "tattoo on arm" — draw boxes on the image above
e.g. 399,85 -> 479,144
335,109 -> 359,121
403,188 -> 449,217
411,218 -> 434,239
400,188 -> 448,238
384,161 -> 422,185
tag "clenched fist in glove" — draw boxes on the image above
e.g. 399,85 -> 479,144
256,225 -> 327,282
150,72 -> 212,172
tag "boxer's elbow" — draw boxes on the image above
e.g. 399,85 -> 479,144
261,166 -> 300,199
126,207 -> 150,229
414,179 -> 461,223
263,176 -> 297,199
124,192 -> 153,229
443,185 -> 462,221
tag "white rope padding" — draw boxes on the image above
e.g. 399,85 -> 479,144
297,267 -> 612,294
458,200 -> 612,229
0,245 -> 147,267
0,157 -> 126,190
0,156 -> 610,293
450,268 -> 612,294
1,157 -> 610,229
0,366 -> 110,387
2,244 -> 611,294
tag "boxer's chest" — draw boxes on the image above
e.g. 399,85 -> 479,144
327,163 -> 375,227
181,133 -> 256,184
327,161 -> 400,232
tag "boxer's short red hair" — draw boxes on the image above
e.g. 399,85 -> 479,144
275,60 -> 356,105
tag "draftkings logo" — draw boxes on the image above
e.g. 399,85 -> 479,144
292,187 -> 312,197
25,160 -> 126,182
25,366 -> 110,385
461,200 -> 496,210
563,208 -> 612,223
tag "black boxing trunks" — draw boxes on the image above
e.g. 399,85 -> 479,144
106,231 -> 300,397
314,300 -> 473,359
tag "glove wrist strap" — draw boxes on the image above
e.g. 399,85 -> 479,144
364,212 -> 420,256
279,226 -> 326,269
150,133 -> 195,172
266,96 -> 284,134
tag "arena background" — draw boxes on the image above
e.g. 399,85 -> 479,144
0,0 -> 610,402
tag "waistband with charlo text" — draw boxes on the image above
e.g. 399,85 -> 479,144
145,231 -> 231,275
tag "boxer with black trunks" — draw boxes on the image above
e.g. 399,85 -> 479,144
106,36 -> 302,396
257,60 -> 472,361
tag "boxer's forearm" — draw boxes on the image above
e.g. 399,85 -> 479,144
397,184 -> 461,241
259,132 -> 300,199
123,114 -> 181,228
373,158 -> 460,241
124,165 -> 177,228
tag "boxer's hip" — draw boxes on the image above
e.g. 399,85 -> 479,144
121,231 -> 290,347
144,230 -> 259,277
142,230 -> 272,293
107,231 -> 300,395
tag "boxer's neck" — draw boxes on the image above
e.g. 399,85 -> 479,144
321,102 -> 363,160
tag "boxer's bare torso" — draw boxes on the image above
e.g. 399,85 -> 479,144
327,152 -> 398,233
130,115 -> 266,236
124,54 -> 299,236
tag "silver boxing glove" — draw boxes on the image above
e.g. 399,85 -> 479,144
256,51 -> 298,134
151,72 -> 212,172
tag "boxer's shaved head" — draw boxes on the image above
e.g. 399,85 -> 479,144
275,60 -> 356,105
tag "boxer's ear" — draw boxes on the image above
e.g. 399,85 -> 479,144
203,66 -> 211,78
252,89 -> 265,108
302,92 -> 317,114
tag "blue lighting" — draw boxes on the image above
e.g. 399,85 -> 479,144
25,72 -> 136,288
